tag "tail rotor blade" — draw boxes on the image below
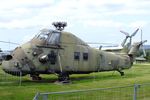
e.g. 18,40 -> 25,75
120,30 -> 129,36
131,28 -> 139,37
140,40 -> 147,57
121,37 -> 128,46
141,29 -> 143,42
142,47 -> 146,57
140,29 -> 147,57
142,40 -> 147,44
129,37 -> 132,48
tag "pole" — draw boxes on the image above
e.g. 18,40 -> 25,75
19,71 -> 22,86
133,84 -> 140,100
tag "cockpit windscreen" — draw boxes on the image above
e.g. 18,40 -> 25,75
35,29 -> 60,45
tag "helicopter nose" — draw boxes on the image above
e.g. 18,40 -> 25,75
3,54 -> 13,61
2,59 -> 21,76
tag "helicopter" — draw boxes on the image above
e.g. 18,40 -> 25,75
1,22 -> 147,83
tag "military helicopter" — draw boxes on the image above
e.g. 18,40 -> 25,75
1,22 -> 147,83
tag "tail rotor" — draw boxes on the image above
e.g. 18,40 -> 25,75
140,29 -> 147,57
120,28 -> 139,47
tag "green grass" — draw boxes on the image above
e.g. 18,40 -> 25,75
0,63 -> 150,100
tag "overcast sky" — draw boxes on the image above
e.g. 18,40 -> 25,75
0,0 -> 150,50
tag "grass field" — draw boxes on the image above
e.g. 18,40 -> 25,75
0,63 -> 150,100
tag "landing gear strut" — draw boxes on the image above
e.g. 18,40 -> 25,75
57,72 -> 70,83
30,74 -> 42,80
117,70 -> 124,76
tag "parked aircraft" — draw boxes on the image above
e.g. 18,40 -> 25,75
1,22 -> 147,83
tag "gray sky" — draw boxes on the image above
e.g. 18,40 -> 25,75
0,0 -> 150,50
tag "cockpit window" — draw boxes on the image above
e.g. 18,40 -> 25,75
48,32 -> 60,45
35,29 -> 50,41
35,29 -> 60,45
38,34 -> 48,40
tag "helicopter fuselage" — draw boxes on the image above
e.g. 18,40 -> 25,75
2,29 -> 132,78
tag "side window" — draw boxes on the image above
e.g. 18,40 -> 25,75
74,52 -> 80,60
83,53 -> 88,60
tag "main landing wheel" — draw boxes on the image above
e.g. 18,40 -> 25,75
58,72 -> 70,83
30,74 -> 42,80
117,70 -> 124,76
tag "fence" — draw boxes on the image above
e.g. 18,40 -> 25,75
33,83 -> 150,100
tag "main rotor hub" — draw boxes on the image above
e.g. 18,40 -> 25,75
52,22 -> 67,31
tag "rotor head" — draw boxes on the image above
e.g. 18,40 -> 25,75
52,22 -> 67,31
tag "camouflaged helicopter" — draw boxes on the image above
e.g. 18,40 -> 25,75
1,22 -> 147,83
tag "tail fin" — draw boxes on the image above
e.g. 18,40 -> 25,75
128,40 -> 147,62
128,40 -> 147,56
121,43 -> 130,54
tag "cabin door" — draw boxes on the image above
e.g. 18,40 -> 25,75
99,54 -> 106,71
